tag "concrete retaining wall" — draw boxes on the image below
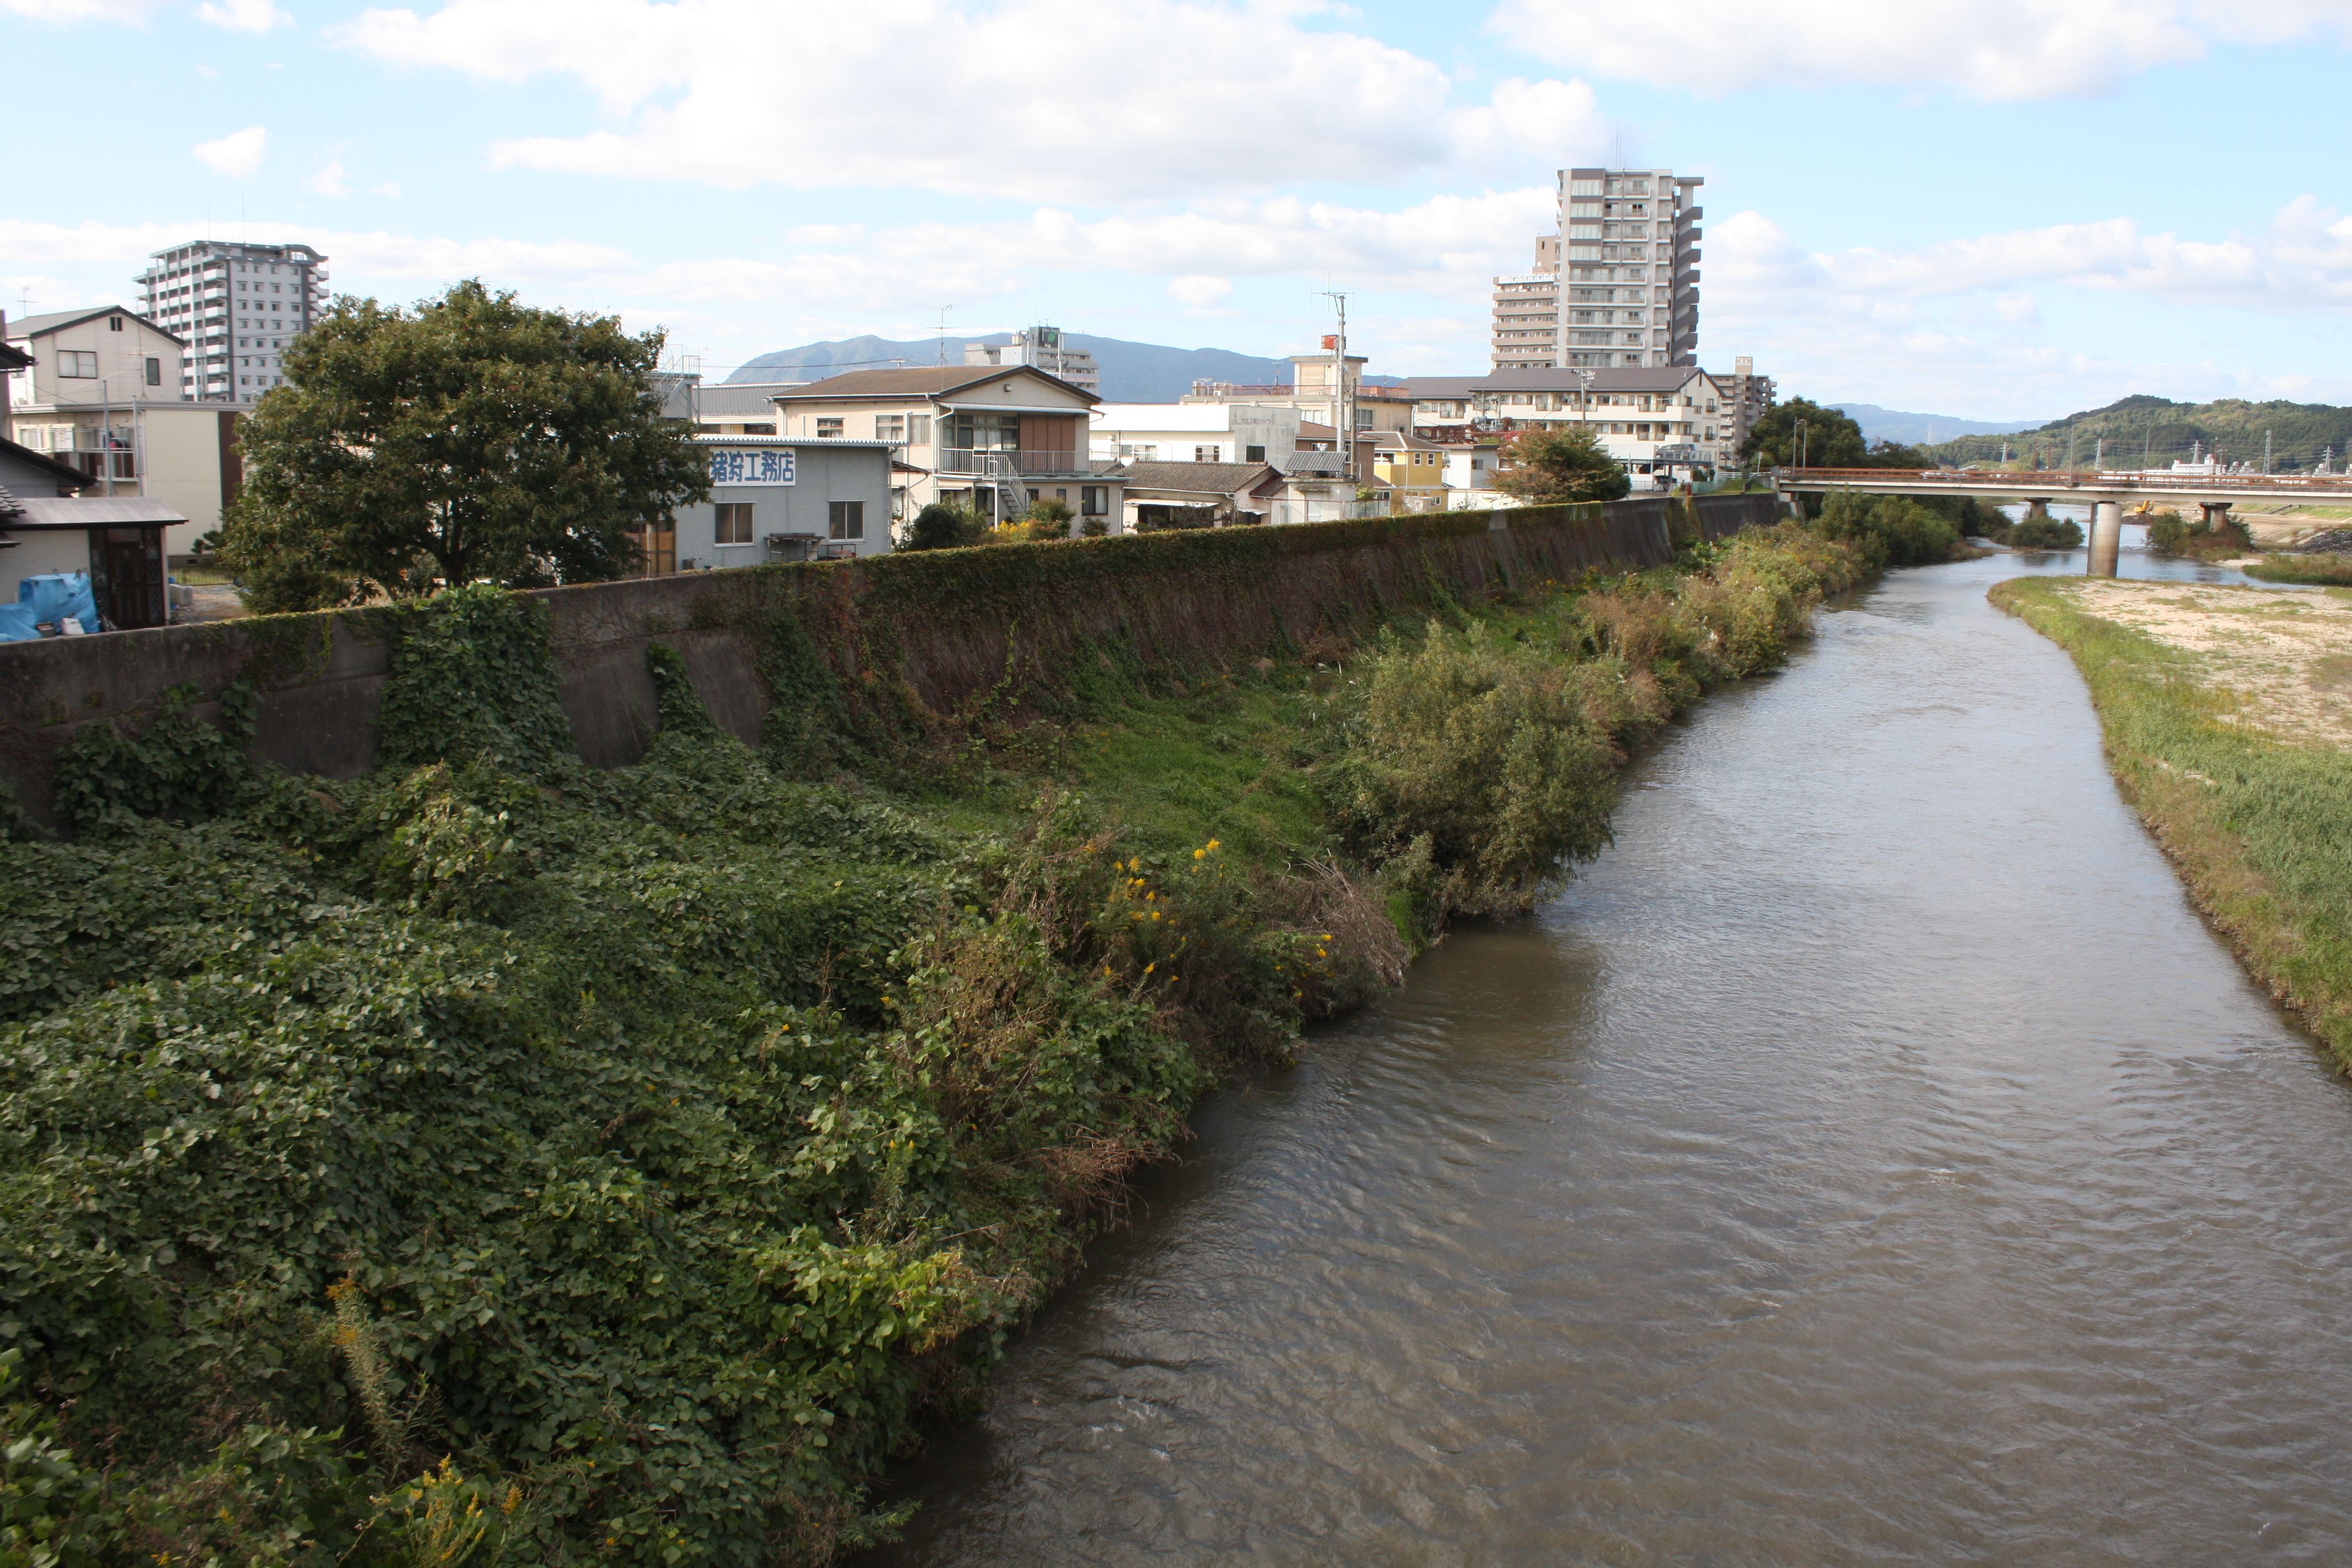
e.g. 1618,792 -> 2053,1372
0,492 -> 1784,824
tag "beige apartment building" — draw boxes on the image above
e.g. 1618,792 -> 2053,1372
767,365 -> 1118,529
1491,235 -> 1561,369
1490,167 -> 1704,372
1408,366 -> 1733,481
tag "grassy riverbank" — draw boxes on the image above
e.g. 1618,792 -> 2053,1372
1990,578 -> 2352,1064
1,522 -> 1868,1566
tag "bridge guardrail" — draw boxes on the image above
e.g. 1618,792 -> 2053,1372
1776,466 -> 2352,495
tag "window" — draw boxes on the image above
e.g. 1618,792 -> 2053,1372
815,417 -> 843,439
109,316 -> 123,332
1081,486 -> 1108,516
874,414 -> 905,442
908,414 -> 930,445
1194,444 -> 1219,462
144,357 -> 161,386
1244,444 -> 1265,462
58,351 -> 98,378
739,422 -> 775,435
827,500 -> 865,541
714,503 -> 755,545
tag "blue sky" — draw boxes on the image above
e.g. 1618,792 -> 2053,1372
9,0 -> 2352,418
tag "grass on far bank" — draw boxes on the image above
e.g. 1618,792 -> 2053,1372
1991,576 -> 2352,1063
2246,553 -> 2352,586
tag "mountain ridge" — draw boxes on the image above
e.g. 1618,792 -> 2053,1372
728,332 -> 1299,403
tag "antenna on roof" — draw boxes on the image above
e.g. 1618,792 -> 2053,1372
937,305 -> 951,366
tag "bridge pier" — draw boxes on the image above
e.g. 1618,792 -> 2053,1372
2024,498 -> 2052,520
2199,501 -> 2233,533
2088,500 -> 2122,578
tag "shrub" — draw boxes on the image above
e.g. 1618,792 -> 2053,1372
903,501 -> 987,551
1811,489 -> 1960,567
1327,620 -> 1622,918
2146,507 -> 2250,560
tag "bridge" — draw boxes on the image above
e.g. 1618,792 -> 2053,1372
1773,467 -> 2352,575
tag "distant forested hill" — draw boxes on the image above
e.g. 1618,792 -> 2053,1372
1925,394 -> 2352,471
727,333 -> 1298,403
1834,404 -> 2049,445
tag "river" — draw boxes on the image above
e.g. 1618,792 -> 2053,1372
866,542 -> 2352,1565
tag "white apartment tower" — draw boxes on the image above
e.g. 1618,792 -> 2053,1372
135,240 -> 328,404
1489,167 -> 1702,372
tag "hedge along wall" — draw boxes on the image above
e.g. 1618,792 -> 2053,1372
0,491 -> 1783,824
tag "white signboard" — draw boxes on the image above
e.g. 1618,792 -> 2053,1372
709,448 -> 796,486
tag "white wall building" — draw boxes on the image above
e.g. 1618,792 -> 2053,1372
1490,168 -> 1702,372
136,239 -> 327,404
1089,402 -> 1303,465
964,326 -> 1098,395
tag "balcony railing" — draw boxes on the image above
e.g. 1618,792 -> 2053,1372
937,448 -> 1085,476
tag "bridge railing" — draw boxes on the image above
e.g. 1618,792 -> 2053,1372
1777,466 -> 2352,495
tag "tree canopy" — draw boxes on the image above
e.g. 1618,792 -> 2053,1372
222,280 -> 709,610
1740,398 -> 1866,470
1493,424 -> 1632,504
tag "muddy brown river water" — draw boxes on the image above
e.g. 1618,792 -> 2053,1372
866,543 -> 2352,1565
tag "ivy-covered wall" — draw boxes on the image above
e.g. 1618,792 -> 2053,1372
0,493 -> 1782,824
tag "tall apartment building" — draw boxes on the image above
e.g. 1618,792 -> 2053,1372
1489,168 -> 1702,372
1490,235 -> 1560,369
135,239 -> 329,404
1722,355 -> 1775,457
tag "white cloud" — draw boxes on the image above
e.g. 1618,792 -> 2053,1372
308,160 -> 351,197
0,0 -> 160,20
1168,275 -> 1233,307
195,0 -> 288,30
337,0 -> 1607,200
373,182 -> 404,199
1489,0 -> 2352,100
192,124 -> 268,176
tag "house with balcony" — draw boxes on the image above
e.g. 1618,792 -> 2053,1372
3,307 -> 239,557
766,366 -> 1117,532
1406,366 -> 1731,480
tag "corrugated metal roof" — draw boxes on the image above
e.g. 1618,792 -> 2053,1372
3,496 -> 187,529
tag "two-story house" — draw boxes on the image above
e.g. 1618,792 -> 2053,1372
3,307 -> 240,556
767,366 -> 1118,533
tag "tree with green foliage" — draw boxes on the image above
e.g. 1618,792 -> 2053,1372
1741,398 -> 1866,470
221,280 -> 709,611
902,499 -> 988,550
1493,424 -> 1632,504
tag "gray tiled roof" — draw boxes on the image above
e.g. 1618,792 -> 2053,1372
1110,460 -> 1277,493
770,366 -> 1096,402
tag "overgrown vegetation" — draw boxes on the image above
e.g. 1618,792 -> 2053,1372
1810,489 -> 1968,566
2144,507 -> 2253,561
2,517 -> 1883,1564
1992,578 -> 2352,1063
2245,553 -> 2352,585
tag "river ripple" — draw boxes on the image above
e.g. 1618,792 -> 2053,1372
867,546 -> 2352,1565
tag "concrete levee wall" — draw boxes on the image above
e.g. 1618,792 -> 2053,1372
0,492 -> 1782,825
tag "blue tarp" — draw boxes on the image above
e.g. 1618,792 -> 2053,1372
0,571 -> 100,641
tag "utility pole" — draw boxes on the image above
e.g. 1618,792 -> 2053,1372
2265,428 -> 2273,473
2094,436 -> 2103,471
1320,288 -> 1351,485
1795,417 -> 1807,471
